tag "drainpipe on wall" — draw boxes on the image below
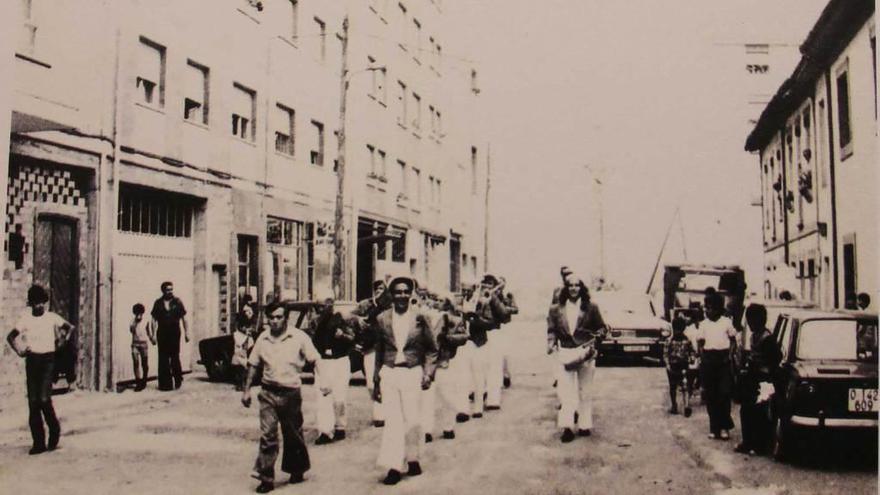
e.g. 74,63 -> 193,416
824,69 -> 840,308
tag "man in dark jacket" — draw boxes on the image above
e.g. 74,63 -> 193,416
310,297 -> 356,444
150,281 -> 190,391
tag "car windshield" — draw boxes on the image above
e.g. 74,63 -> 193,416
796,319 -> 878,361
591,293 -> 650,316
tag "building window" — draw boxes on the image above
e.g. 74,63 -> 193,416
137,37 -> 166,108
397,3 -> 408,51
398,160 -> 407,196
367,144 -> 376,175
428,176 -> 436,205
237,234 -> 259,311
412,167 -> 421,204
288,0 -> 299,40
471,146 -> 478,194
314,17 -> 326,61
17,0 -> 37,55
835,62 -> 852,158
376,224 -> 387,260
391,229 -> 406,262
377,149 -> 387,177
310,120 -> 324,166
397,80 -> 407,127
266,217 -> 311,301
184,60 -> 209,125
471,69 -> 480,94
412,18 -> 421,61
274,104 -> 295,156
843,234 -> 858,307
117,184 -> 194,237
232,83 -> 256,141
411,92 -> 421,130
368,56 -> 378,97
332,130 -> 340,172
436,179 -> 442,207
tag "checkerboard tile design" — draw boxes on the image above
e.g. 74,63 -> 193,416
4,164 -> 87,259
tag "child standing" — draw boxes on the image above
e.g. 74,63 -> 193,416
664,317 -> 695,417
130,303 -> 150,391
232,303 -> 256,391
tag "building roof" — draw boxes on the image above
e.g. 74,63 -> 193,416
744,0 -> 874,152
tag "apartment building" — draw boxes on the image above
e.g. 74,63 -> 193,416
2,0 -> 488,394
745,0 -> 876,309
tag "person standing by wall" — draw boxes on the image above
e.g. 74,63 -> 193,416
129,303 -> 150,391
372,276 -> 438,485
696,292 -> 737,440
242,301 -> 329,493
5,285 -> 75,455
149,281 -> 189,391
546,276 -> 606,443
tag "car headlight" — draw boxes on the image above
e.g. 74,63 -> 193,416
660,329 -> 671,338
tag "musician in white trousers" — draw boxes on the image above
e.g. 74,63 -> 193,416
372,277 -> 438,485
546,276 -> 606,443
353,279 -> 390,427
421,298 -> 469,440
310,299 -> 356,444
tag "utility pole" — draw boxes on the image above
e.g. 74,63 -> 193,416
483,143 -> 491,273
331,16 -> 349,300
585,165 -> 605,283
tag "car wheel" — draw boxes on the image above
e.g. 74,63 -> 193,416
771,416 -> 792,462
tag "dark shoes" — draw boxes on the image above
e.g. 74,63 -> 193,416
28,445 -> 47,455
255,481 -> 274,493
333,429 -> 346,441
503,376 -> 511,389
455,413 -> 470,423
734,443 -> 750,454
425,433 -> 433,443
669,406 -> 679,415
372,420 -> 385,428
561,428 -> 575,443
442,430 -> 455,440
683,407 -> 692,418
407,461 -> 422,476
382,469 -> 402,485
486,405 -> 501,411
472,412 -> 483,419
47,433 -> 59,451
315,434 -> 334,445
578,429 -> 591,437
289,472 -> 305,484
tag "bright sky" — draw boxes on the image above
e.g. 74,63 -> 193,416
447,0 -> 829,303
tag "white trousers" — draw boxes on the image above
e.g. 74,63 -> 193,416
362,350 -> 385,421
557,358 -> 596,430
459,341 -> 488,414
486,331 -> 505,407
377,366 -> 423,471
421,364 -> 465,434
315,356 -> 351,435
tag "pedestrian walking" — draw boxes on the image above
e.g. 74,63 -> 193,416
232,302 -> 257,391
5,285 -> 75,455
129,303 -> 150,391
696,292 -> 737,440
353,279 -> 391,427
664,317 -> 695,416
372,276 -> 438,485
460,283 -> 491,417
421,295 -> 469,441
735,303 -> 782,455
546,276 -> 607,443
149,281 -> 189,391
310,297 -> 356,444
242,301 -> 329,493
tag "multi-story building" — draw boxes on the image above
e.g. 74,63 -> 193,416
745,0 -> 876,309
1,0 -> 488,395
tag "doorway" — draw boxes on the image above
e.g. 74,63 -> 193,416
357,220 -> 375,301
33,214 -> 80,383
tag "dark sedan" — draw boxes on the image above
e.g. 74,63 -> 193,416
769,309 -> 878,461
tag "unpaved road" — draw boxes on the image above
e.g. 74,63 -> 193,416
0,320 -> 875,494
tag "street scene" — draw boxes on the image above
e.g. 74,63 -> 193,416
0,0 -> 877,494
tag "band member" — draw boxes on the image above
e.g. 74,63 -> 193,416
310,297 -> 356,444
373,276 -> 438,485
735,304 -> 781,455
499,281 -> 519,388
547,276 -> 606,442
476,274 -> 512,411
6,285 -> 74,455
696,292 -> 737,440
421,295 -> 469,441
353,279 -> 391,427
242,301 -> 329,492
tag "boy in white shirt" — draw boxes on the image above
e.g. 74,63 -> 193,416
6,285 -> 75,455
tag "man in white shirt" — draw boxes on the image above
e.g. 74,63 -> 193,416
696,293 -> 737,440
6,285 -> 74,455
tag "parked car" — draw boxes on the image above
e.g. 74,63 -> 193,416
198,300 -> 360,383
592,291 -> 671,365
768,309 -> 878,461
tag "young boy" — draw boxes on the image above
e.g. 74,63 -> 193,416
664,317 -> 695,417
130,303 -> 150,391
6,285 -> 75,455
232,322 -> 253,392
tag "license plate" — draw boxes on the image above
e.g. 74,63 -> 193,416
848,388 -> 879,412
625,345 -> 650,353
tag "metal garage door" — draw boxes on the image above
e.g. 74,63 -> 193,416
112,233 -> 195,385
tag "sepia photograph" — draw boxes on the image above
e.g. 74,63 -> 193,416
0,0 -> 877,493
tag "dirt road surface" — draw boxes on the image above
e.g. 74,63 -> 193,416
0,319 -> 875,494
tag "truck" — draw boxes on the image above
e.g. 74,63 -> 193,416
662,264 -> 746,326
